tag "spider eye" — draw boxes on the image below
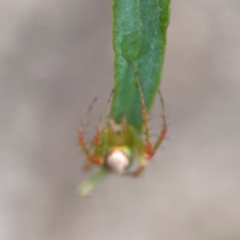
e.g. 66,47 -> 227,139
116,129 -> 122,135
113,124 -> 123,135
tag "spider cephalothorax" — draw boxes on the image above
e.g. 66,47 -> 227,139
78,62 -> 167,176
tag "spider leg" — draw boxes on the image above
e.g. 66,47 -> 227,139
143,90 -> 167,159
126,92 -> 167,177
141,90 -> 167,160
151,90 -> 167,156
129,62 -> 153,158
130,61 -> 167,160
78,98 -> 103,167
83,90 -> 113,169
126,156 -> 147,177
94,90 -> 113,146
130,62 -> 151,142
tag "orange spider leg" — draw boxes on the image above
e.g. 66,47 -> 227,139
130,62 -> 167,161
94,90 -> 113,146
84,90 -> 113,169
140,89 -> 167,160
129,62 -> 152,156
128,62 -> 149,176
78,98 -> 103,166
151,90 -> 167,157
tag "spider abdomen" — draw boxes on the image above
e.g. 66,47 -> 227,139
105,147 -> 132,174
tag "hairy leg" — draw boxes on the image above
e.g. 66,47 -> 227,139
78,98 -> 103,167
129,61 -> 167,160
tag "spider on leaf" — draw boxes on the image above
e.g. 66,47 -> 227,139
78,62 -> 167,177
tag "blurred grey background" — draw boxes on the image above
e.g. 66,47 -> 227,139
1,0 -> 240,239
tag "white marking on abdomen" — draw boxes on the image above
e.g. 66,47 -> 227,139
106,150 -> 130,174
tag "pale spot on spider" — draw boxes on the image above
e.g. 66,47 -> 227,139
106,150 -> 130,174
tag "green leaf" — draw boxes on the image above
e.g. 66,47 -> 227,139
111,0 -> 171,131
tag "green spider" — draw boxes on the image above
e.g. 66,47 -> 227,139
78,63 -> 167,177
